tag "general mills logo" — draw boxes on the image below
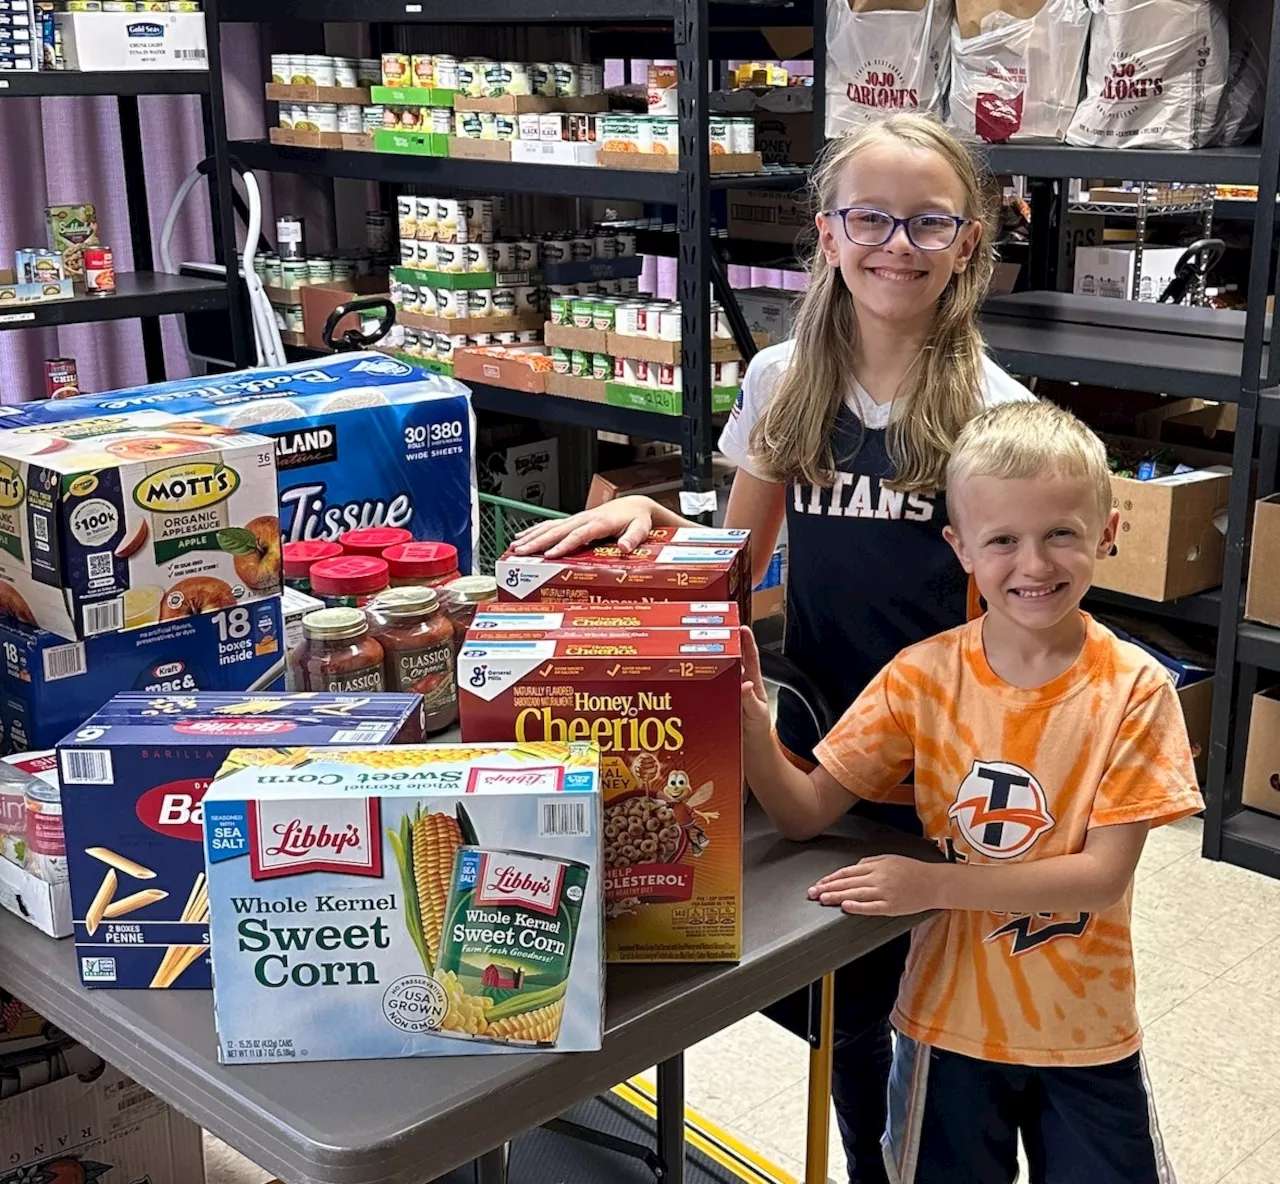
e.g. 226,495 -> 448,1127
468,664 -> 489,689
504,568 -> 520,587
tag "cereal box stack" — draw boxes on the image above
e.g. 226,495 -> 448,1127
201,741 -> 603,1063
459,599 -> 743,962
56,692 -> 423,989
495,526 -> 752,624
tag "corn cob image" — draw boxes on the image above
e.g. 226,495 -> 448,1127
484,996 -> 566,1043
387,802 -> 478,974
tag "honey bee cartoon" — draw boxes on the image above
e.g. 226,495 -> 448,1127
661,770 -> 718,856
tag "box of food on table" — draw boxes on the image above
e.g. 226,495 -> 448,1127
57,691 -> 424,990
459,607 -> 742,963
0,750 -> 70,937
201,741 -> 603,1063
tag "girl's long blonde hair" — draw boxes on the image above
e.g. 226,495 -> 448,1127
748,113 -> 996,492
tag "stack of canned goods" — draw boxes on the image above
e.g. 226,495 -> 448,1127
270,53 -> 379,87
396,194 -> 499,253
250,252 -> 360,337
386,322 -> 543,363
537,225 -> 637,267
600,113 -> 755,157
378,53 -> 603,99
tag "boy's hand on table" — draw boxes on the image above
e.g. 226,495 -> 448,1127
809,855 -> 939,917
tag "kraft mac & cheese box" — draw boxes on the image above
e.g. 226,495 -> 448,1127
0,412 -> 280,641
0,598 -> 286,754
202,741 -> 603,1063
496,527 -> 753,624
0,353 -> 479,572
57,692 -> 424,990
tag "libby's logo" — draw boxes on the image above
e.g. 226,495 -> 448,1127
475,852 -> 563,916
137,777 -> 209,842
133,461 -> 240,513
0,462 -> 24,509
249,798 -> 382,879
847,60 -> 919,110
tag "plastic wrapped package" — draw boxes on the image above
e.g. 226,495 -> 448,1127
825,0 -> 952,137
1211,15 -> 1264,146
948,0 -> 1091,142
1066,0 -> 1229,150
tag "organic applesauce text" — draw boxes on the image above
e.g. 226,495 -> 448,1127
232,892 -> 397,988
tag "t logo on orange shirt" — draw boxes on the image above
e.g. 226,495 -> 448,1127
948,761 -> 1055,860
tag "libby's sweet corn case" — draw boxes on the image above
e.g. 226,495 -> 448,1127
201,742 -> 604,1063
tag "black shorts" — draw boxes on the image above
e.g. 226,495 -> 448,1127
883,1033 -> 1175,1184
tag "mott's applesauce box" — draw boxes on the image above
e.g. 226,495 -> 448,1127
57,692 -> 424,990
459,609 -> 743,962
0,354 -> 479,571
201,742 -> 604,1063
0,411 -> 280,642
0,597 -> 287,754
496,527 -> 752,624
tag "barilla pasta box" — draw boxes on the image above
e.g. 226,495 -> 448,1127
0,411 -> 280,642
0,353 -> 479,572
458,612 -> 742,962
0,597 -> 286,754
495,527 -> 752,624
56,692 -> 424,990
201,742 -> 603,1063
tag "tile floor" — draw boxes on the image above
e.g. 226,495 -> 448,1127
203,816 -> 1280,1184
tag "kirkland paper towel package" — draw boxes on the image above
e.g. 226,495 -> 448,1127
0,354 -> 479,572
1066,0 -> 1228,150
948,0 -> 1090,142
825,0 -> 952,137
201,742 -> 604,1062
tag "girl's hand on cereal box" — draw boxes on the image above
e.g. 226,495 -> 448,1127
510,495 -> 659,558
740,627 -> 772,729
808,856 -> 939,917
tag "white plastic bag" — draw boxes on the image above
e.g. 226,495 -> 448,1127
948,0 -> 1091,142
1066,0 -> 1229,150
825,0 -> 953,137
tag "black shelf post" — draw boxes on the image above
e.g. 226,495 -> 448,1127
117,95 -> 167,383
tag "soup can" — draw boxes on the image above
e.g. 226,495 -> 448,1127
649,116 -> 678,155
571,298 -> 594,329
570,349 -> 591,377
358,58 -> 381,85
657,362 -> 681,389
419,333 -> 438,359
362,106 -> 384,132
514,286 -> 540,314
541,236 -> 571,266
643,302 -> 667,337
614,301 -> 641,336
307,103 -> 339,132
468,288 -> 494,317
418,285 -> 438,315
552,61 -> 579,97
338,104 -> 362,133
579,64 -> 603,96
491,240 -> 516,270
550,294 -> 571,325
530,62 -> 556,97
718,360 -> 741,388
515,239 -> 540,270
436,198 -> 462,243
381,52 -> 411,87
729,117 -> 756,154
399,107 -> 422,129
400,242 -> 417,268
397,195 -> 416,241
467,242 -> 494,273
614,229 -> 637,258
592,300 -> 615,331
433,54 -> 458,90
436,241 -> 464,273
591,352 -> 611,380
333,57 -> 358,87
307,54 -> 335,87
458,57 -> 489,98
468,333 -> 492,347
593,230 -> 616,260
402,327 -> 419,356
659,305 -> 682,341
466,198 -> 493,245
709,118 -> 730,155
416,240 -> 439,270
269,53 -> 289,83
456,110 -> 483,139
492,288 -> 517,316
382,106 -> 401,128
477,111 -> 498,141
495,330 -> 520,345
570,234 -> 594,262
431,107 -> 453,134
551,346 -> 571,374
496,114 -> 519,141
415,197 -> 437,241
516,329 -> 542,344
84,246 -> 114,295
399,285 -> 419,313
437,288 -> 464,318
411,54 -> 434,87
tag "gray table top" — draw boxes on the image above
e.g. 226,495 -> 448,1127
0,805 -> 937,1184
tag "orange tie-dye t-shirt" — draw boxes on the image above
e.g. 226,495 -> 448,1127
814,613 -> 1202,1068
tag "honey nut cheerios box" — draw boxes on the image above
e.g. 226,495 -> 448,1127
0,411 -> 280,642
495,527 -> 753,625
201,741 -> 603,1064
459,606 -> 742,962
57,692 -> 424,991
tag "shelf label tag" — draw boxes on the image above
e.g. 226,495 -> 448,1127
0,313 -> 36,325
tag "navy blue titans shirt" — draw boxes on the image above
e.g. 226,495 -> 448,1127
718,340 -> 1033,761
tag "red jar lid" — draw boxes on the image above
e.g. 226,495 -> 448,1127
340,526 -> 413,557
283,539 -> 343,580
309,555 -> 390,597
383,541 -> 459,580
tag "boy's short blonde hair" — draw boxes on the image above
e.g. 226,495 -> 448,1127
945,401 -> 1112,526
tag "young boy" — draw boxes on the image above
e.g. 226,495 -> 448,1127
741,400 -> 1201,1184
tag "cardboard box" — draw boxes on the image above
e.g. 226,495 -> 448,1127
0,750 -> 70,937
54,11 -> 206,71
585,454 -> 735,517
44,203 -> 98,279
58,692 -> 425,989
0,413 -> 280,641
0,265 -> 74,305
467,600 -> 741,633
751,110 -> 814,165
478,436 -> 560,510
1073,245 -> 1187,303
1242,689 -> 1280,816
734,287 -> 798,342
299,276 -> 389,352
0,353 -> 479,573
545,323 -> 609,354
496,526 -> 753,625
0,1060 -> 205,1180
453,349 -> 549,393
1094,466 -> 1230,601
0,596 -> 286,754
544,374 -> 607,403
1246,494 -> 1280,627
203,741 -> 604,1061
726,189 -> 811,245
459,608 -> 742,962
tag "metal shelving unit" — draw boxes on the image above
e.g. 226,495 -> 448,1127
0,55 -> 239,387
208,0 -> 822,503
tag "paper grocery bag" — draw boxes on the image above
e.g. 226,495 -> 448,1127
825,0 -> 951,137
949,0 -> 1090,142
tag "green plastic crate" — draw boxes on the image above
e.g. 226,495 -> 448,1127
476,493 -> 567,577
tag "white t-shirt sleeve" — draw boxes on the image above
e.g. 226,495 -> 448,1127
980,357 -> 1036,408
717,340 -> 795,481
